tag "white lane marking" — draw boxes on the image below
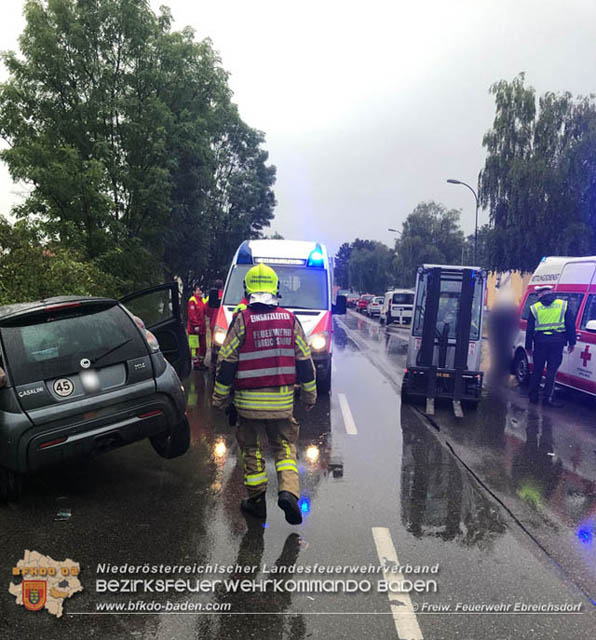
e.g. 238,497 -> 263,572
372,527 -> 424,640
338,393 -> 358,435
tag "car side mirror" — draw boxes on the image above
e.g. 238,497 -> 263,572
208,288 -> 221,309
585,320 -> 596,332
333,295 -> 347,315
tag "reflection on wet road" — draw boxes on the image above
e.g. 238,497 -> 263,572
1,313 -> 594,639
340,309 -> 596,603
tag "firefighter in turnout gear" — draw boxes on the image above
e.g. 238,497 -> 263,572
526,285 -> 576,407
212,263 -> 317,524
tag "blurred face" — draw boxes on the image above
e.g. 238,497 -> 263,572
194,287 -> 202,298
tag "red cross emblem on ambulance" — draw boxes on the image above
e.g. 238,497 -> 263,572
580,345 -> 592,368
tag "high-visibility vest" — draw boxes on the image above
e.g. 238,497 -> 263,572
530,299 -> 567,333
236,307 -> 296,389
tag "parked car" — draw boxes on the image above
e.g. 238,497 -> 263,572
380,289 -> 415,325
0,283 -> 191,502
346,292 -> 360,308
357,294 -> 374,313
366,296 -> 384,317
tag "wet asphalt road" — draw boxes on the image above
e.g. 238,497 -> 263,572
1,312 -> 595,639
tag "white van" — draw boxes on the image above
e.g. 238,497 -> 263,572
210,240 -> 346,393
512,256 -> 596,396
380,289 -> 415,325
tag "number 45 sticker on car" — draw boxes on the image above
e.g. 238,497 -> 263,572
53,378 -> 74,397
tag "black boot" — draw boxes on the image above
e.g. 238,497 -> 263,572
278,491 -> 303,525
241,493 -> 266,519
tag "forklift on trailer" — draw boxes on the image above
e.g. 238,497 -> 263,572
401,265 -> 486,417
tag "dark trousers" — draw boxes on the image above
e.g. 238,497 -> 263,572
528,335 -> 565,401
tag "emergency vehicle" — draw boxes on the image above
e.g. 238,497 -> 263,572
211,240 -> 345,393
512,256 -> 596,396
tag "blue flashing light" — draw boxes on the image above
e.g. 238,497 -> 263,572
577,527 -> 593,545
298,496 -> 311,514
237,240 -> 253,265
307,244 -> 324,267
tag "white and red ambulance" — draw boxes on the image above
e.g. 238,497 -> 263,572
512,256 -> 596,395
211,239 -> 345,393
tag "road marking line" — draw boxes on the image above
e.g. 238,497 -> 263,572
372,527 -> 424,640
338,393 -> 358,435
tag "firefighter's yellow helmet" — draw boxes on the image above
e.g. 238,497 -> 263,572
244,263 -> 279,296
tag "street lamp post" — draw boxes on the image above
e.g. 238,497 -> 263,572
447,178 -> 479,265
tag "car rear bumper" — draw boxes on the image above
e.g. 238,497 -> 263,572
1,363 -> 186,473
14,393 -> 183,473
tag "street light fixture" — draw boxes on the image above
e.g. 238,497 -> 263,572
447,177 -> 479,264
387,228 -> 401,234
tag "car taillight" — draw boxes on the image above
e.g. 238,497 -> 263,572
44,301 -> 81,312
39,437 -> 67,450
0,367 -> 5,388
133,315 -> 146,330
145,330 -> 160,352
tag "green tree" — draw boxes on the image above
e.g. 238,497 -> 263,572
334,242 -> 351,289
348,241 -> 394,294
0,216 -> 117,305
393,201 -> 465,287
0,0 -> 275,293
480,74 -> 596,272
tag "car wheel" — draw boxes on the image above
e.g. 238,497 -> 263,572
513,349 -> 530,385
150,416 -> 191,459
401,381 -> 410,404
317,367 -> 332,395
0,467 -> 22,503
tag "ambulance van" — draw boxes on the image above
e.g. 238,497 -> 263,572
512,256 -> 596,396
210,240 -> 346,393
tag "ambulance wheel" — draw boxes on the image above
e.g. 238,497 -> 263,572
0,466 -> 22,503
513,349 -> 530,385
151,416 -> 191,459
317,368 -> 332,395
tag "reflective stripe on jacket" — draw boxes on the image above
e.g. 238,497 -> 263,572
236,307 -> 297,389
530,299 -> 567,333
212,304 -> 317,419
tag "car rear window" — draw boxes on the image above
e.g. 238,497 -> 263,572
0,303 -> 147,385
393,293 -> 414,305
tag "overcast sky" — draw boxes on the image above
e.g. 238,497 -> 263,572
2,0 -> 596,255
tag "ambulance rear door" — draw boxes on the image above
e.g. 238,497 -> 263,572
559,261 -> 596,394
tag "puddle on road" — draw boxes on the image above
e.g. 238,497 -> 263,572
400,406 -> 507,548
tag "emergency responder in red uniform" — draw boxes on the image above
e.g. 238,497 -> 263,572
526,285 -> 576,407
212,264 -> 317,524
188,284 -> 207,370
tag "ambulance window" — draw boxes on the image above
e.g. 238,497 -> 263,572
521,294 -> 538,320
556,293 -> 582,318
580,295 -> 596,330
